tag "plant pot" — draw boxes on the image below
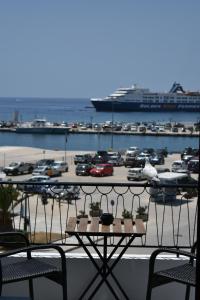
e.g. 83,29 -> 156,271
89,209 -> 103,217
100,213 -> 114,225
136,214 -> 148,222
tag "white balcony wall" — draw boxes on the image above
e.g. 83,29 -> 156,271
1,253 -> 195,300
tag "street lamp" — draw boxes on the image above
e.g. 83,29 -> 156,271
111,101 -> 114,150
64,131 -> 68,163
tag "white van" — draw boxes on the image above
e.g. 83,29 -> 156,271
171,160 -> 187,173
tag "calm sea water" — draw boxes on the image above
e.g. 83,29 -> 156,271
0,97 -> 199,152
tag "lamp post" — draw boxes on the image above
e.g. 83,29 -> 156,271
196,176 -> 200,300
111,101 -> 114,150
42,150 -> 46,159
64,131 -> 68,163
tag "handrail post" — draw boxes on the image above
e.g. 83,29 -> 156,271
196,179 -> 200,300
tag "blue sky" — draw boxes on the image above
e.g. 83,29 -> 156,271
0,0 -> 199,97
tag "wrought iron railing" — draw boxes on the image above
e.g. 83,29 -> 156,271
0,180 -> 198,249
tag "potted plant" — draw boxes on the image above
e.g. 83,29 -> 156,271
135,205 -> 148,222
0,184 -> 20,231
77,210 -> 88,219
122,209 -> 133,219
89,202 -> 102,217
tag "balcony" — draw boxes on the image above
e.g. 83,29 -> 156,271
0,180 -> 198,299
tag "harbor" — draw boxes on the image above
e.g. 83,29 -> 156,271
0,98 -> 199,152
0,119 -> 199,137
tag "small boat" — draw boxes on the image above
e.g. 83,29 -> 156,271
16,119 -> 70,134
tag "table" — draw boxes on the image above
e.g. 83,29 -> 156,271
66,217 -> 146,300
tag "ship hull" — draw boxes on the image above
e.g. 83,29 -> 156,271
16,127 -> 70,134
91,100 -> 200,112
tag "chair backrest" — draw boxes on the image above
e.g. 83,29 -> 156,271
191,241 -> 197,253
0,232 -> 29,250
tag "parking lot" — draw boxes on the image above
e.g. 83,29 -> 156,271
0,146 -> 198,183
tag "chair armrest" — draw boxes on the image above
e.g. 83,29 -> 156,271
147,247 -> 196,278
0,244 -> 66,260
0,244 -> 67,283
149,247 -> 196,261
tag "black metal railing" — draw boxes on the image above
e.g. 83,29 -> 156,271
0,180 -> 198,249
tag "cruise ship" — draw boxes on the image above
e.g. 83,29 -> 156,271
91,82 -> 200,112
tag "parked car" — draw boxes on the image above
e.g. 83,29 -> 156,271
130,125 -> 138,132
51,161 -> 68,172
96,150 -> 109,159
171,160 -> 187,173
3,162 -> 35,176
172,127 -> 178,132
45,185 -> 80,200
74,154 -> 93,165
127,168 -> 147,181
124,156 -> 145,168
32,166 -> 61,177
17,175 -> 53,193
155,167 -> 170,174
149,154 -> 165,165
107,151 -> 121,158
187,159 -> 199,173
107,155 -> 124,166
126,146 -> 139,156
122,124 -> 131,131
182,155 -> 194,164
35,159 -> 55,167
92,155 -> 108,164
76,163 -> 94,176
90,164 -> 113,177
0,170 -> 6,181
181,147 -> 199,159
136,152 -> 151,161
156,148 -> 168,157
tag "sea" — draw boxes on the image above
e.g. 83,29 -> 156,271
0,97 -> 199,153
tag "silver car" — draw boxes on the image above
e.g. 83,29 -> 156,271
32,166 -> 61,177
51,161 -> 68,173
45,185 -> 80,200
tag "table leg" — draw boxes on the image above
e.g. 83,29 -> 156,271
79,237 -> 123,299
75,233 -> 120,300
87,235 -> 130,299
103,235 -> 107,278
88,235 -> 137,300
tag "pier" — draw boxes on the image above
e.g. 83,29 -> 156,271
0,119 -> 199,137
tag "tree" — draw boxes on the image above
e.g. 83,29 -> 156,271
0,184 -> 20,230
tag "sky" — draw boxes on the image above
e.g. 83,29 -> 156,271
0,0 -> 199,98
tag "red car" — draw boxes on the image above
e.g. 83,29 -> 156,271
90,164 -> 113,177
